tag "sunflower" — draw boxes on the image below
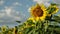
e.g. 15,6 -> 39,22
28,17 -> 35,22
1,26 -> 7,32
51,6 -> 59,14
29,4 -> 47,21
47,5 -> 59,14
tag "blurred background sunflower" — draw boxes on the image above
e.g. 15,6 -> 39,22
47,3 -> 59,15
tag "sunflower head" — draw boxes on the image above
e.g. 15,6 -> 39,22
30,4 -> 43,17
47,5 -> 59,14
1,27 -> 6,32
29,4 -> 47,21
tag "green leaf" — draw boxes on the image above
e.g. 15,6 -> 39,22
50,2 -> 60,6
16,21 -> 21,23
52,15 -> 60,23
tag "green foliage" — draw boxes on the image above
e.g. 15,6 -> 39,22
18,14 -> 60,34
46,6 -> 57,14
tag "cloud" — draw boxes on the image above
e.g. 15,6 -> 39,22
33,0 -> 60,7
33,0 -> 50,7
0,6 -> 25,23
33,0 -> 50,3
0,0 -> 4,5
0,13 -> 5,17
13,2 -> 22,6
4,7 -> 12,16
52,0 -> 60,4
28,7 -> 31,12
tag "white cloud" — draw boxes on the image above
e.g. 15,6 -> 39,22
4,7 -> 12,16
33,0 -> 60,7
14,16 -> 21,20
33,0 -> 50,7
28,7 -> 31,12
0,0 -> 4,5
0,10 -> 6,17
13,2 -> 22,6
52,0 -> 60,4
33,0 -> 50,3
0,6 -> 25,23
0,13 -> 5,17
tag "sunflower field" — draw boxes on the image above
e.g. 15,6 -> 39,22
0,3 -> 60,34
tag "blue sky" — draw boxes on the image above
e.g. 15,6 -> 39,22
0,0 -> 60,27
0,0 -> 36,27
